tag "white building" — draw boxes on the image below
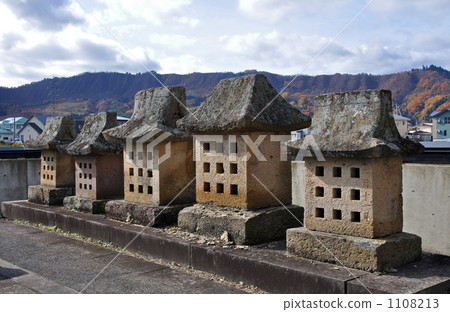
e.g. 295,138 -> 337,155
18,115 -> 48,142
291,128 -> 309,141
393,113 -> 409,137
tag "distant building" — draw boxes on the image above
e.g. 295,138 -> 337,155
408,130 -> 432,142
291,128 -> 309,141
393,113 -> 409,137
0,129 -> 14,143
18,115 -> 49,142
430,109 -> 450,140
116,115 -> 129,126
416,122 -> 433,133
0,117 -> 27,137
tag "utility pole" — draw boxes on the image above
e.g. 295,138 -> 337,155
51,77 -> 58,116
13,101 -> 16,141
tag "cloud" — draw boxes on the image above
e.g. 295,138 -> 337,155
221,31 -> 353,71
1,33 -> 24,50
370,0 -> 450,16
238,0 -> 299,23
148,34 -> 197,49
219,27 -> 450,76
238,0 -> 352,23
93,0 -> 198,28
3,0 -> 85,31
157,54 -> 209,74
0,33 -> 160,86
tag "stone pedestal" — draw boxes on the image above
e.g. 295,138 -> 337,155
105,200 -> 188,226
63,196 -> 106,214
287,227 -> 422,272
178,203 -> 303,245
28,185 -> 74,206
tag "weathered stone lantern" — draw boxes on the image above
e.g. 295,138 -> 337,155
287,89 -> 423,272
103,86 -> 195,225
59,112 -> 123,213
26,116 -> 76,205
176,74 -> 311,244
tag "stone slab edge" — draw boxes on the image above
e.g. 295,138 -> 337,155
1,200 -> 449,294
105,200 -> 189,226
63,196 -> 107,214
28,185 -> 74,206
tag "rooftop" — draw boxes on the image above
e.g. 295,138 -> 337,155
61,112 -> 122,155
430,109 -> 450,118
24,117 -> 76,150
104,86 -> 189,141
177,74 -> 311,134
0,117 -> 27,124
18,122 -> 43,136
32,115 -> 50,125
289,89 -> 423,158
393,113 -> 410,121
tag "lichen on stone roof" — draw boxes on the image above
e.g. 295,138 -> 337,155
289,89 -> 424,158
103,86 -> 190,142
60,112 -> 123,155
176,74 -> 311,134
25,116 -> 76,150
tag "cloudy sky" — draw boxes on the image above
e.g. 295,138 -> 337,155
0,0 -> 449,87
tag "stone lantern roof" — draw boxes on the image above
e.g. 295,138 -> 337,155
289,89 -> 424,158
103,86 -> 190,142
25,116 -> 76,150
60,112 -> 122,155
177,74 -> 311,134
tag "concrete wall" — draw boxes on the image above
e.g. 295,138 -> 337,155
292,161 -> 306,207
402,164 -> 450,256
292,161 -> 450,256
0,159 -> 40,214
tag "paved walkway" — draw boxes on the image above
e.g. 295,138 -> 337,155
0,219 -> 244,294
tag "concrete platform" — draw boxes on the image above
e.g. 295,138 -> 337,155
178,203 -> 304,245
28,185 -> 74,206
105,200 -> 188,226
2,200 -> 449,294
63,196 -> 107,214
287,227 -> 422,272
0,219 -> 245,294
0,258 -> 77,294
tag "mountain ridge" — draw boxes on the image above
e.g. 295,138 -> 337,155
1,65 -> 449,124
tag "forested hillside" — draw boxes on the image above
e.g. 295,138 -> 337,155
1,65 -> 449,124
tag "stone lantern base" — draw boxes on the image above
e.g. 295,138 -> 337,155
28,185 -> 74,206
178,203 -> 304,245
63,196 -> 108,214
105,200 -> 189,227
287,227 -> 422,272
